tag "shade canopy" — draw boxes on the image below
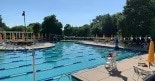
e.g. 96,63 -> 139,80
33,34 -> 35,40
12,34 -> 15,41
147,41 -> 155,63
22,33 -> 25,40
0,34 -> 2,40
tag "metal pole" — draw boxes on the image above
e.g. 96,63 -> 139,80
24,14 -> 26,28
23,11 -> 26,41
32,49 -> 36,81
24,14 -> 26,41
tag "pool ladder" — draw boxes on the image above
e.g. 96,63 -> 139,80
38,73 -> 72,81
56,74 -> 71,81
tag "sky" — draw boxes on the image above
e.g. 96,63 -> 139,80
0,0 -> 126,27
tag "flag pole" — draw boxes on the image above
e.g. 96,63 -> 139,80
22,11 -> 36,81
22,11 -> 26,41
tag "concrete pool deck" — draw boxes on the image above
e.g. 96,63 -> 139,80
70,41 -> 151,81
76,41 -> 147,52
0,42 -> 55,51
72,55 -> 149,81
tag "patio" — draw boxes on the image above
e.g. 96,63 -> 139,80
72,54 -> 155,81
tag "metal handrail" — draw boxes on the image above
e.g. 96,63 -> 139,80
56,74 -> 71,81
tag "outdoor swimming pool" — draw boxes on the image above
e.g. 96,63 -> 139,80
0,42 -> 145,81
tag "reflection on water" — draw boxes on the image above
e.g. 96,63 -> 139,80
42,42 -> 64,67
61,42 -> 74,48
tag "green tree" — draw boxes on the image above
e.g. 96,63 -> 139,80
83,24 -> 91,37
79,24 -> 91,37
123,0 -> 155,37
91,26 -> 102,37
0,15 -> 8,31
117,15 -> 129,37
150,0 -> 155,40
26,24 -> 33,32
91,15 -> 103,36
102,14 -> 115,37
91,14 -> 117,37
151,18 -> 155,40
72,27 -> 78,36
29,23 -> 41,34
10,25 -> 25,31
64,24 -> 91,37
64,24 -> 73,36
42,15 -> 63,39
111,13 -> 123,36
0,15 -> 2,27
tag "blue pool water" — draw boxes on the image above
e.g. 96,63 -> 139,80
0,42 -> 145,81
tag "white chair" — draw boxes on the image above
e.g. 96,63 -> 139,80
143,73 -> 155,81
132,66 -> 140,81
132,66 -> 153,81
105,57 -> 117,71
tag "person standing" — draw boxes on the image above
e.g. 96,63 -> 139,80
114,37 -> 119,49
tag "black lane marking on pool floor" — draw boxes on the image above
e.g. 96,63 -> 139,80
0,48 -> 96,65
0,50 -> 94,66
0,54 -> 64,65
0,57 -> 100,80
0,55 -> 62,67
0,54 -> 94,72
0,51 -> 62,61
0,53 -> 95,71
39,60 -> 101,81
0,54 -> 32,60
0,48 -> 84,63
0,54 -> 95,71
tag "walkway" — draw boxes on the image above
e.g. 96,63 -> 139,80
71,41 -> 151,81
77,41 -> 147,52
72,55 -> 147,81
0,42 -> 55,51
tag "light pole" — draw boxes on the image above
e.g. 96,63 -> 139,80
22,11 -> 26,41
22,11 -> 26,28
22,11 -> 36,81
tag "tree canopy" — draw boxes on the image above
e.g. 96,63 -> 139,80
10,25 -> 25,31
0,15 -> 8,31
42,15 -> 62,34
123,0 -> 155,37
28,23 -> 41,34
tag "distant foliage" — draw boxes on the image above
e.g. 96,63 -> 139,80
0,15 -> 8,31
10,25 -> 25,31
64,24 -> 73,36
42,15 -> 63,39
29,23 -> 41,34
102,14 -> 117,37
64,24 -> 91,37
151,18 -> 155,40
64,14 -> 120,37
123,0 -> 155,37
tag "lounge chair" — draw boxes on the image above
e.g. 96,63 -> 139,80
150,63 -> 155,67
105,58 -> 117,71
144,74 -> 155,81
132,66 -> 152,81
132,66 -> 140,81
